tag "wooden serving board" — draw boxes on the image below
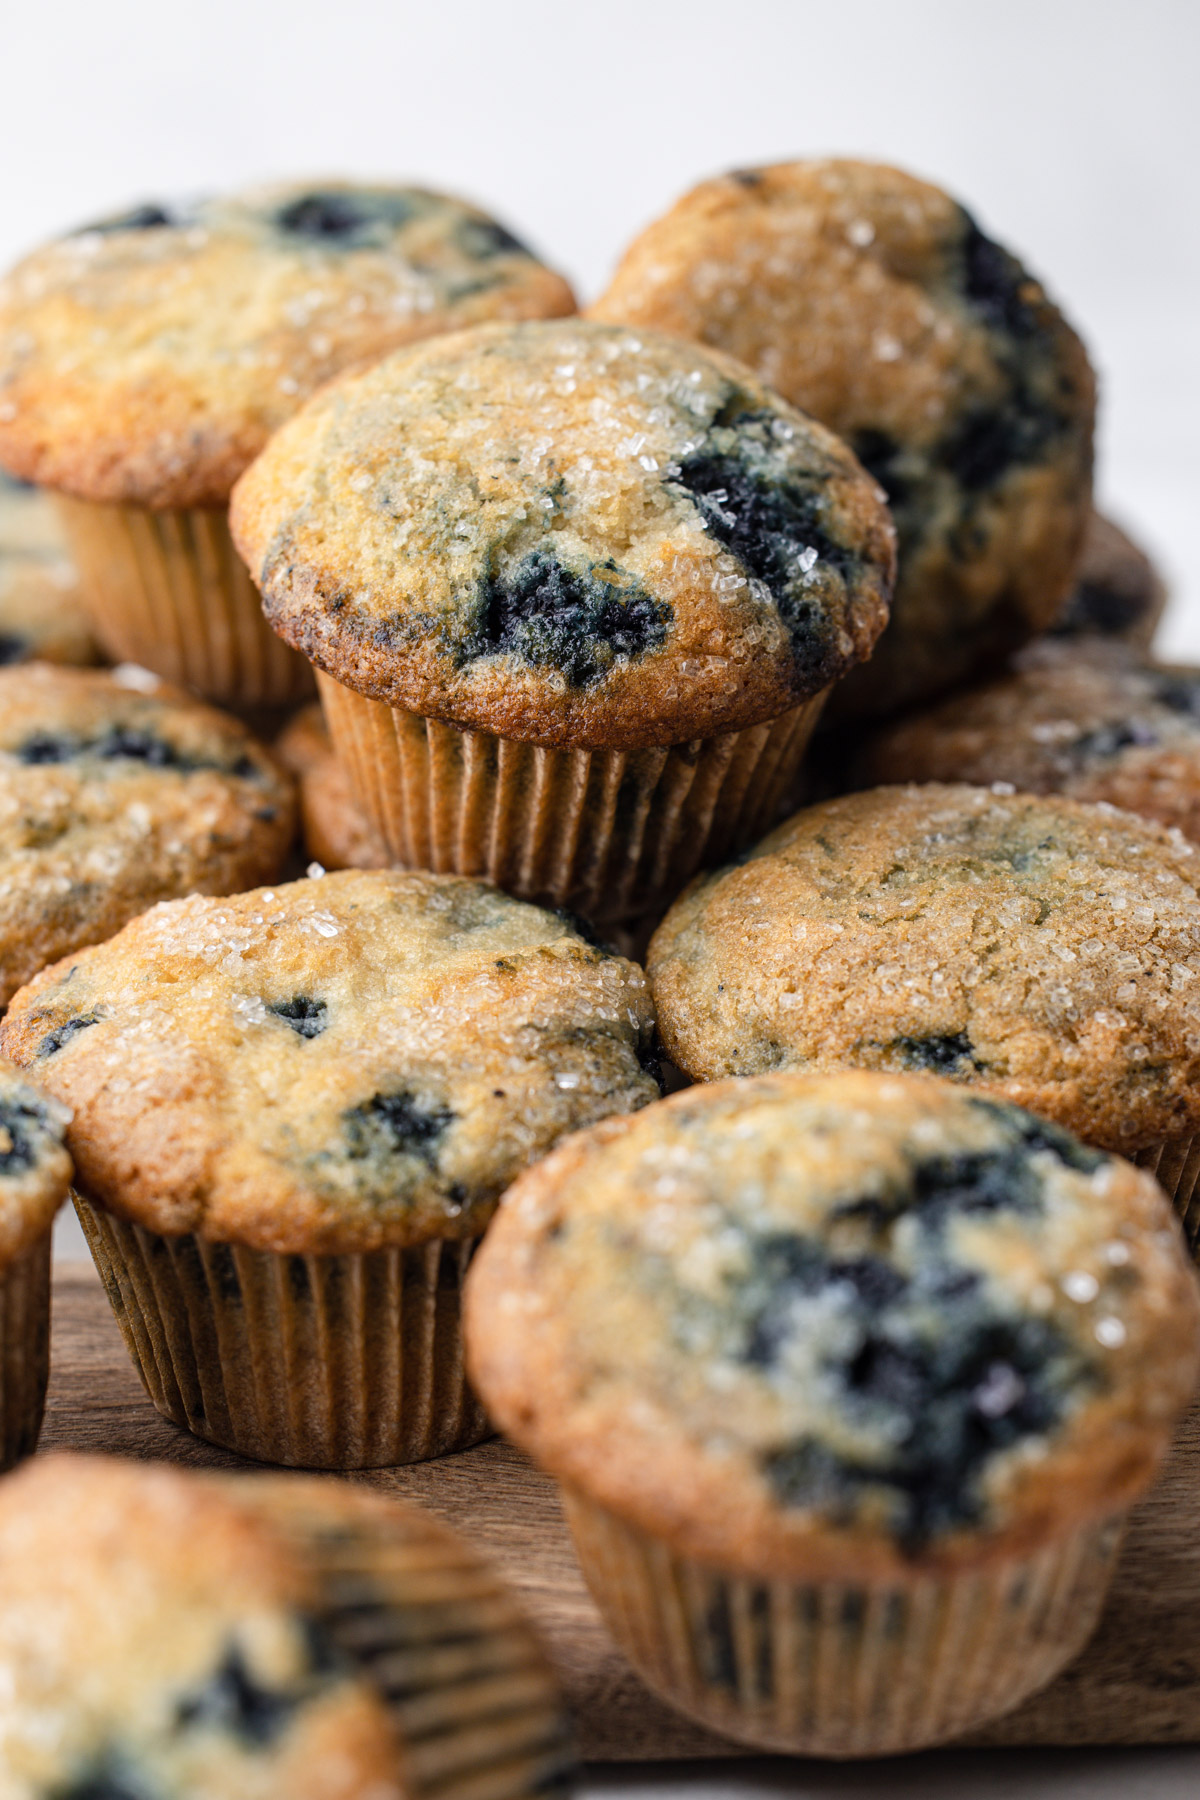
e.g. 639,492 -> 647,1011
40,1265 -> 1200,1760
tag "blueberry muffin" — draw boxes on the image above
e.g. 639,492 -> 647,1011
1048,511 -> 1167,647
277,703 -> 386,872
0,181 -> 575,706
591,158 -> 1095,722
466,1070 -> 1199,1756
0,1454 -> 571,1800
231,317 -> 894,923
0,1057 -> 70,1471
0,470 -> 95,666
0,868 -> 658,1466
0,662 -> 294,1007
854,641 -> 1200,842
648,784 -> 1200,1245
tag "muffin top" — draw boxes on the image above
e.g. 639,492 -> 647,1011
0,1056 -> 71,1264
230,319 -> 895,748
275,704 -> 386,873
0,663 -> 294,1008
855,642 -> 1200,844
591,158 -> 1094,720
466,1071 -> 1199,1579
1048,512 -> 1167,647
648,784 -> 1200,1152
0,471 -> 94,667
0,869 -> 658,1252
0,180 -> 575,509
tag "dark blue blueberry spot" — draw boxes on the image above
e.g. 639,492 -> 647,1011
939,401 -> 1055,493
466,552 -> 670,688
729,168 -> 765,188
959,211 -> 1043,340
1073,719 -> 1160,760
344,1090 -> 454,1165
13,727 -> 260,777
0,1098 -> 45,1173
175,1641 -> 304,1746
275,190 -> 415,244
266,995 -> 328,1039
0,634 -> 27,665
892,1032 -> 978,1074
38,1011 -> 101,1058
1051,580 -> 1149,639
458,218 -> 532,260
1153,675 -> 1200,721
850,429 -> 912,511
52,1771 -> 144,1800
71,202 -> 180,235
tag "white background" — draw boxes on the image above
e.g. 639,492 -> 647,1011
7,3 -> 1199,1788
4,0 -> 1198,643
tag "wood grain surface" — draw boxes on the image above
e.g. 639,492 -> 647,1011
40,1266 -> 1200,1760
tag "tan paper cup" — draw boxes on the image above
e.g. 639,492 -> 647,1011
76,1190 -> 488,1469
561,1485 -> 1123,1758
318,670 -> 827,925
0,1232 -> 51,1472
1132,1135 -> 1200,1258
54,495 -> 314,709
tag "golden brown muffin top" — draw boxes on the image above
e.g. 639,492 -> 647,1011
231,319 -> 895,748
0,1055 -> 71,1264
467,1071 -> 1199,1580
0,663 -> 294,1009
854,642 -> 1200,844
648,784 -> 1200,1153
0,869 -> 658,1253
0,181 -> 575,509
592,158 -> 1095,721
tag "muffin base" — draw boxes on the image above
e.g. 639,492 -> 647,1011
561,1486 -> 1122,1758
0,1232 -> 51,1472
255,1478 -> 575,1800
318,672 -> 826,925
54,495 -> 314,709
75,1192 -> 488,1469
1132,1135 -> 1200,1258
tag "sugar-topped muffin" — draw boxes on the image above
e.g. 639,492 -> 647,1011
466,1070 -> 1199,1755
0,180 -> 575,706
854,641 -> 1200,843
0,662 -> 293,1007
592,159 -> 1095,722
232,318 -> 894,921
0,1454 -> 571,1800
0,869 -> 658,1465
0,1057 -> 71,1471
649,785 -> 1200,1234
0,470 -> 95,667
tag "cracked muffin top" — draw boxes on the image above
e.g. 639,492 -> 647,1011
0,1057 -> 71,1265
648,784 -> 1200,1153
854,642 -> 1200,844
0,180 -> 575,509
591,159 -> 1094,722
230,319 -> 895,749
0,1454 -> 570,1800
1047,511 -> 1166,647
465,1071 -> 1199,1579
0,663 -> 293,1008
0,472 -> 94,667
0,869 -> 658,1253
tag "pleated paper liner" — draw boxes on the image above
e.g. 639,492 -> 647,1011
53,495 -> 314,710
560,1485 -> 1123,1759
1132,1135 -> 1200,1258
74,1190 -> 488,1469
246,1477 -> 574,1800
0,1232 -> 51,1471
317,670 -> 826,925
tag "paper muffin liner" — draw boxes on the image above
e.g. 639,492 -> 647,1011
560,1484 -> 1122,1758
53,495 -> 314,709
250,1478 -> 574,1800
318,670 -> 826,925
1131,1134 -> 1200,1258
0,1232 -> 51,1472
74,1190 -> 489,1469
